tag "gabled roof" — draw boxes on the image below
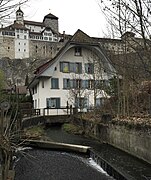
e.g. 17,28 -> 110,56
70,29 -> 97,44
28,29 -> 115,88
41,27 -> 57,35
31,29 -> 101,76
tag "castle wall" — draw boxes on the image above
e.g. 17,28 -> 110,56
44,19 -> 58,33
29,40 -> 64,59
0,36 -> 15,59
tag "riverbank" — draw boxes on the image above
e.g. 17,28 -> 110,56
21,123 -> 151,179
45,125 -> 151,180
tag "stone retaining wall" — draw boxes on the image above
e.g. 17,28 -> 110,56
73,118 -> 151,164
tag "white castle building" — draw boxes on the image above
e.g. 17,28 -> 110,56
0,7 -> 65,59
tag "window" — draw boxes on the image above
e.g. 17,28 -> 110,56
63,79 -> 70,89
46,98 -> 60,108
76,97 -> 88,108
85,63 -> 94,74
18,49 -> 20,51
70,79 -> 76,88
17,34 -> 19,38
76,79 -> 82,89
75,63 -> 82,73
69,63 -> 75,72
51,78 -> 59,89
42,79 -> 44,88
24,35 -> 26,39
95,80 -> 101,88
82,80 -> 89,89
60,62 -> 69,73
60,62 -> 82,74
95,98 -> 105,107
20,30 -> 23,33
88,80 -> 94,89
24,49 -> 26,52
17,79 -> 21,85
75,47 -> 82,56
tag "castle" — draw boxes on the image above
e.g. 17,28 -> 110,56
0,7 -> 148,89
0,7 -> 146,61
0,7 -> 69,60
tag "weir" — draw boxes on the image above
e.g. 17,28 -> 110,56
20,117 -> 151,180
21,139 -> 133,180
89,150 -> 133,180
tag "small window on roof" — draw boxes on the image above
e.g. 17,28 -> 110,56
75,47 -> 82,56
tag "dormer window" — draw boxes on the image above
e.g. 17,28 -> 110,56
75,47 -> 82,56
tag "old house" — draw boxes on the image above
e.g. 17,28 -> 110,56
28,29 -> 116,115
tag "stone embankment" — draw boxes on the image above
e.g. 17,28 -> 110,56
72,117 -> 151,165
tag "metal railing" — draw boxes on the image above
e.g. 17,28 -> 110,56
21,106 -> 73,117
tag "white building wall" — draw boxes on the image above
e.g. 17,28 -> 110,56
32,46 -> 111,112
24,24 -> 44,33
15,29 -> 29,58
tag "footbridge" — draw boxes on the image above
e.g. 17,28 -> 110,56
21,107 -> 73,128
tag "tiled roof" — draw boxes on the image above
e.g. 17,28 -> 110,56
16,86 -> 27,94
70,29 -> 98,44
1,23 -> 29,31
93,37 -> 122,44
32,29 -> 101,77
42,27 -> 57,34
24,20 -> 44,27
12,23 -> 29,30
43,13 -> 58,20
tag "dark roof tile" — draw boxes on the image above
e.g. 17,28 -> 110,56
24,20 -> 44,27
43,13 -> 58,20
70,29 -> 97,44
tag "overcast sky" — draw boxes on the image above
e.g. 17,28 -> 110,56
19,0 -> 107,37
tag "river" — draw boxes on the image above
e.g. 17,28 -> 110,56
14,125 -> 151,180
14,148 -> 114,180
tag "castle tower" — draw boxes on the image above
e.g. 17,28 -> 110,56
43,13 -> 58,33
16,7 -> 24,25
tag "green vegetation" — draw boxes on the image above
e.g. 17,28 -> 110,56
23,125 -> 45,139
62,123 -> 84,135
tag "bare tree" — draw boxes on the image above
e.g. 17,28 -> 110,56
0,0 -> 28,24
98,0 -> 151,117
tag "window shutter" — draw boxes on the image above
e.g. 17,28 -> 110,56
60,62 -> 63,72
46,98 -> 51,108
56,98 -> 60,108
63,79 -> 67,89
79,63 -> 82,73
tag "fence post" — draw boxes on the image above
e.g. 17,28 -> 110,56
43,108 -> 45,116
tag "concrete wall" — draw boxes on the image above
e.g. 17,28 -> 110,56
73,118 -> 151,164
107,125 -> 151,164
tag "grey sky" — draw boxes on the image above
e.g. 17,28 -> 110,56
20,0 -> 106,37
